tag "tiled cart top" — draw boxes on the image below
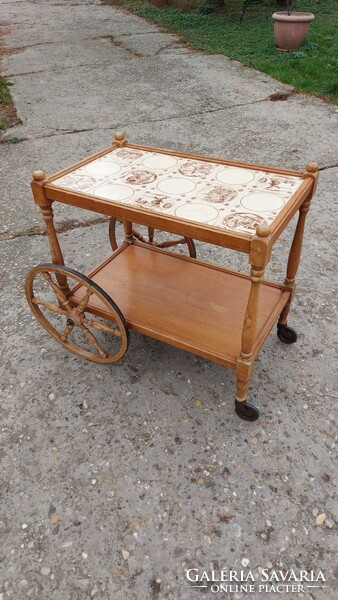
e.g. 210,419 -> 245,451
50,147 -> 304,236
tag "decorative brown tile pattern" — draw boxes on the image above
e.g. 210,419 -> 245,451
51,148 -> 303,235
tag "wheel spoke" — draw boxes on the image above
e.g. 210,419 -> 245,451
157,238 -> 187,249
79,323 -> 107,358
27,264 -> 129,363
131,227 -> 147,243
32,297 -> 67,316
60,321 -> 74,342
81,316 -> 122,337
76,289 -> 93,315
42,272 -> 71,310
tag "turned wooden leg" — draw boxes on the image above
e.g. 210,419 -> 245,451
235,319 -> 260,422
235,360 -> 258,420
123,220 -> 134,243
236,371 -> 249,403
235,222 -> 272,421
31,171 -> 69,293
278,199 -> 311,328
148,227 -> 155,244
278,163 -> 318,341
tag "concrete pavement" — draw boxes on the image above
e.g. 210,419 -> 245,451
0,1 -> 337,599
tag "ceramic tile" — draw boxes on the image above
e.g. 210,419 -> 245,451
156,177 -> 197,195
51,147 -> 304,236
175,203 -> 220,223
93,182 -> 135,201
84,157 -> 122,177
216,167 -> 256,185
240,192 -> 285,212
142,154 -> 178,170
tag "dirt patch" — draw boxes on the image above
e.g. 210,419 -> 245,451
268,91 -> 294,102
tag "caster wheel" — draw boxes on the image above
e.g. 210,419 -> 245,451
109,217 -> 197,258
235,400 -> 259,422
25,263 -> 129,363
277,323 -> 297,344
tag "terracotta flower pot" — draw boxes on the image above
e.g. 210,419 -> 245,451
272,11 -> 315,51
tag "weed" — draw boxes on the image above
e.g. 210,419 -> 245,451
5,137 -> 23,143
0,78 -> 20,130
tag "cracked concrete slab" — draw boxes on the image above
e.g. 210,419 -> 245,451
1,0 -> 159,50
3,37 -> 123,77
3,52 -> 293,140
112,31 -> 186,56
0,0 -> 338,599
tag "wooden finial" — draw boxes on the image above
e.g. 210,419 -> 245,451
256,220 -> 271,237
306,162 -> 318,173
32,170 -> 46,181
113,131 -> 126,144
302,162 -> 319,196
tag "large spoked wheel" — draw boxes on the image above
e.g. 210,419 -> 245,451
109,217 -> 197,258
25,264 -> 129,363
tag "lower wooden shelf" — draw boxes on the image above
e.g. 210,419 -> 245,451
70,243 -> 290,368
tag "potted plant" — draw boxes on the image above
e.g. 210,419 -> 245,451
272,0 -> 315,51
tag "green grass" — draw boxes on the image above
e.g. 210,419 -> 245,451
0,78 -> 13,129
0,79 -> 12,103
105,0 -> 337,102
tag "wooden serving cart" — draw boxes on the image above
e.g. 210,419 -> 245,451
25,132 -> 318,421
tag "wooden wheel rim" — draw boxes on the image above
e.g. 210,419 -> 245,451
25,263 -> 129,363
109,217 -> 196,258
